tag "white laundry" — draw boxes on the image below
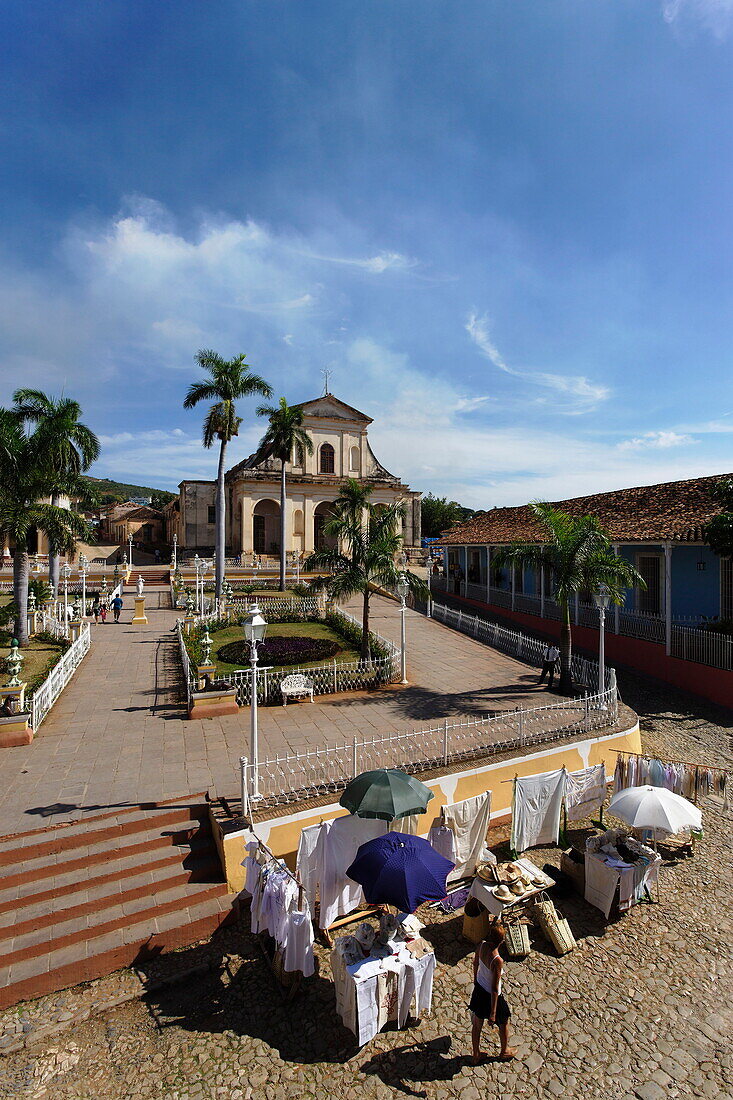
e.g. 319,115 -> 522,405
296,823 -> 324,912
391,814 -> 419,835
443,792 -> 491,881
565,764 -> 607,822
428,825 -> 456,864
241,840 -> 260,896
282,910 -> 315,977
584,853 -> 619,918
510,769 -> 565,853
315,815 -> 388,929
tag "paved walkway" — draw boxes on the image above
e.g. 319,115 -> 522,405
0,590 -> 570,836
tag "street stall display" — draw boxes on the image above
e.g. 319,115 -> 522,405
584,828 -> 661,918
467,858 -> 555,917
330,918 -> 436,1046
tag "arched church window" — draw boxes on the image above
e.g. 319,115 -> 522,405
350,445 -> 360,472
320,443 -> 335,474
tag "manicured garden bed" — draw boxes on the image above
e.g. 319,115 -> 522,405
205,620 -> 360,676
0,629 -> 69,695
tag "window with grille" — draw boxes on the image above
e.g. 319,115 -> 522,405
722,557 -> 733,620
207,506 -> 216,524
636,554 -> 662,614
320,443 -> 335,473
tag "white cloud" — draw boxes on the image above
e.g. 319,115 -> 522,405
662,0 -> 733,39
465,312 -> 610,414
297,248 -> 417,274
618,430 -> 697,451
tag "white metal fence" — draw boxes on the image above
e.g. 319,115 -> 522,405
671,625 -> 733,671
241,671 -> 618,808
30,622 -> 91,731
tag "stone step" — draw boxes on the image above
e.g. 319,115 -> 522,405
0,852 -> 223,939
0,837 -> 216,918
0,879 -> 231,971
0,891 -> 236,1011
0,802 -> 208,868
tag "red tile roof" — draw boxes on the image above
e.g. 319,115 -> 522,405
441,473 -> 732,545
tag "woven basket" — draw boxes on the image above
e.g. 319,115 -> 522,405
504,922 -> 530,959
540,914 -> 577,956
462,907 -> 493,945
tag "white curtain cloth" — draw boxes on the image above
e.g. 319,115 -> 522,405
443,792 -> 492,881
510,768 -> 565,853
282,910 -> 315,977
565,763 -> 607,822
315,815 -> 389,929
584,853 -> 619,918
428,825 -> 456,863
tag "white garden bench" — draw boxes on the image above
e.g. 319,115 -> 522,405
280,673 -> 314,706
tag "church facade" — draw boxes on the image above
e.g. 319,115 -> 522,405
168,394 -> 421,558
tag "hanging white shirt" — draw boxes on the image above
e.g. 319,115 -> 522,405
315,815 -> 389,929
282,910 -> 315,977
296,823 -> 324,913
510,768 -> 565,852
443,792 -> 491,881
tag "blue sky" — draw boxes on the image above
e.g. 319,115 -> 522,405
1,1 -> 732,506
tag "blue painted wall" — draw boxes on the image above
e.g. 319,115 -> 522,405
671,546 -> 721,619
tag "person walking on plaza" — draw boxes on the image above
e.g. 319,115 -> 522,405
99,602 -> 107,624
92,596 -> 100,624
469,924 -> 516,1065
112,594 -> 123,623
538,642 -> 560,689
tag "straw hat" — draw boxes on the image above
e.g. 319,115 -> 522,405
494,884 -> 514,902
510,881 -> 527,896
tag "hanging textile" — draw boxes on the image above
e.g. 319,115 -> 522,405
584,854 -> 619,918
443,792 -> 492,881
282,910 -> 315,977
296,822 -> 324,912
315,815 -> 389,929
511,768 -> 565,853
428,824 -> 456,864
613,751 -> 729,809
565,763 -> 607,822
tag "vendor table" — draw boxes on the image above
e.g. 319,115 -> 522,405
468,858 -> 555,916
330,937 -> 436,1046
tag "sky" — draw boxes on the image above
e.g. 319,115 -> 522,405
1,0 -> 732,508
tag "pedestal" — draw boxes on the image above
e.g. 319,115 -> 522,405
188,687 -> 239,720
132,596 -> 148,625
1,683 -> 26,712
0,714 -> 33,747
69,619 -> 82,642
184,615 -> 196,635
197,662 -> 217,690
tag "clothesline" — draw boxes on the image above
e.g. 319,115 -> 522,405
614,748 -> 729,778
245,825 -> 306,910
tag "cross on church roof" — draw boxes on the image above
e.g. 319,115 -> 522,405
321,366 -> 333,395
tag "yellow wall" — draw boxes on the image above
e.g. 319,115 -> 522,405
213,720 -> 641,892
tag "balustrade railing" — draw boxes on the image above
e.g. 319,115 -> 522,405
30,622 -> 91,730
671,624 -> 733,671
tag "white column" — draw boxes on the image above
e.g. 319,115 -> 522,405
664,541 -> 672,656
613,544 -> 620,634
486,545 -> 491,604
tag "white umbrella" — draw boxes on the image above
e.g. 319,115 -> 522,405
608,785 -> 702,836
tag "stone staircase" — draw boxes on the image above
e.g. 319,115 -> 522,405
126,570 -> 170,585
0,797 -> 236,1011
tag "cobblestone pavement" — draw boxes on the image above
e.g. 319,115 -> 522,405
0,675 -> 730,1100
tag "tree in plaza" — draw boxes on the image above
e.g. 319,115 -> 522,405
492,502 -> 645,694
305,479 -> 428,661
255,397 -> 314,591
13,389 -> 99,595
705,478 -> 733,560
183,350 -> 272,598
0,407 -> 92,646
420,492 -> 476,539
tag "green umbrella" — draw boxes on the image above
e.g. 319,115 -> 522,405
340,769 -> 434,821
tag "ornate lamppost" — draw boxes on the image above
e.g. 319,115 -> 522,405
243,604 -> 268,800
60,562 -> 72,624
78,552 -> 89,618
172,532 -> 178,571
396,567 -> 410,685
594,584 -> 611,703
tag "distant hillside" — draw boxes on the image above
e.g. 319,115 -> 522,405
83,477 -> 176,508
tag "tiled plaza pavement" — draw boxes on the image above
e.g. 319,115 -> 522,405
0,591 -> 570,837
0,674 -> 730,1100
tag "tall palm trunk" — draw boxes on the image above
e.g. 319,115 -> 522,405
13,547 -> 30,647
559,599 -> 573,694
48,491 -> 60,595
215,440 -> 227,599
279,460 -> 287,592
361,588 -> 371,662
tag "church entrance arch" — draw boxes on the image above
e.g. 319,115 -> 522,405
314,501 -> 337,551
253,499 -> 281,555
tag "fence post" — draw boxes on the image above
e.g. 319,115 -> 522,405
518,707 -> 524,745
352,737 -> 358,778
473,614 -> 479,636
443,718 -> 449,765
240,756 -> 249,820
584,694 -> 590,729
457,608 -> 463,630
334,658 -> 338,693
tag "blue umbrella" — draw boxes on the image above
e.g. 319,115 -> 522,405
347,832 -> 455,913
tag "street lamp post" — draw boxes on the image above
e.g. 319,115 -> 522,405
128,534 -> 133,569
193,554 -> 202,613
172,533 -> 178,571
60,562 -> 72,625
202,561 -> 213,614
396,573 -> 409,684
78,553 -> 89,618
593,584 -> 611,700
243,604 -> 268,800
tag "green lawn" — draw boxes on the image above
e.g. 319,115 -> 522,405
0,631 -> 66,693
210,620 -> 360,675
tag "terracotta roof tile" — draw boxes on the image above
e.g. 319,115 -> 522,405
441,473 -> 731,545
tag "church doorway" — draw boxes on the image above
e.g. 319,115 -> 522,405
253,499 -> 281,555
314,502 -> 337,551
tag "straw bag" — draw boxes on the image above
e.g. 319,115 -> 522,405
463,899 -> 493,944
504,921 -> 530,959
531,893 -> 577,957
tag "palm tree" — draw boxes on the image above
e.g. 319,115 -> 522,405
183,350 -> 272,598
0,408 -> 92,646
492,502 -> 645,693
13,390 -> 99,595
255,397 -> 314,591
305,479 -> 427,660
